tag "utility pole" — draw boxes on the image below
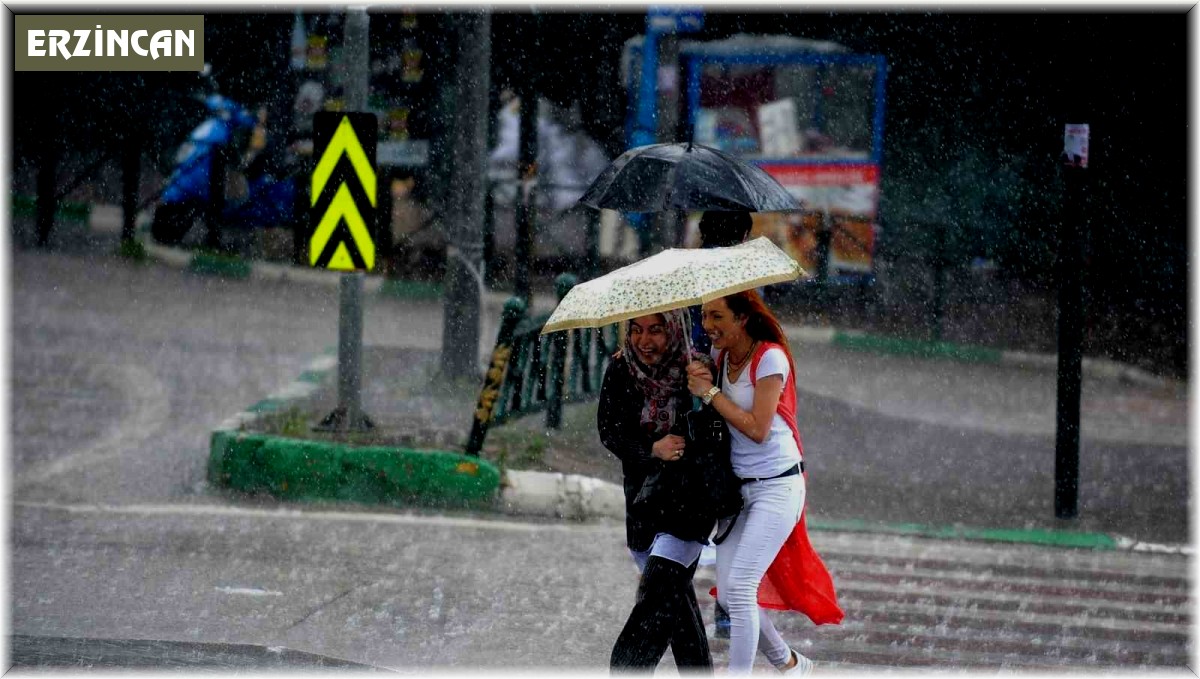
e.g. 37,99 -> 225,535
120,75 -> 144,248
121,124 -> 141,246
655,31 -> 680,250
34,77 -> 62,248
630,8 -> 703,255
439,10 -> 491,380
36,138 -> 59,248
630,20 -> 660,257
1055,122 -> 1090,520
513,13 -> 538,300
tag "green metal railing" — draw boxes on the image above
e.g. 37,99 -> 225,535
465,272 -> 619,456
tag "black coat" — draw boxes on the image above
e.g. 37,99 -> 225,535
598,355 -> 716,551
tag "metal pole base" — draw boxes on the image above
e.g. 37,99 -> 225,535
312,406 -> 376,433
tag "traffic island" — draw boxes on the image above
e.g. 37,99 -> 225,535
204,345 -> 625,517
207,347 -> 508,510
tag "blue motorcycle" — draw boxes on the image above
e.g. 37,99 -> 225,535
151,91 -> 299,245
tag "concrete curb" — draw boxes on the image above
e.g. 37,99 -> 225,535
209,431 -> 501,508
496,472 -> 1190,559
499,470 -> 626,520
498,472 -> 1192,555
12,195 -> 91,222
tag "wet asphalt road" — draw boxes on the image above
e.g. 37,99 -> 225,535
11,243 -> 455,505
795,361 -> 1191,544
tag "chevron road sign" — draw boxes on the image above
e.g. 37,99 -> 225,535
310,112 -> 377,271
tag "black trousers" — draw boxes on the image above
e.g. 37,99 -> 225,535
610,555 -> 712,673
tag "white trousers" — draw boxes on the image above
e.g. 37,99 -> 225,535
715,473 -> 805,673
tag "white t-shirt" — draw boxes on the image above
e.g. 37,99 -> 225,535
718,346 -> 802,479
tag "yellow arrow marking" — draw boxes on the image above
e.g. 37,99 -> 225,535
311,116 -> 376,207
309,183 -> 375,270
327,242 -> 356,271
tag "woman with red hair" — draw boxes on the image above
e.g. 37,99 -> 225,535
686,289 -> 842,675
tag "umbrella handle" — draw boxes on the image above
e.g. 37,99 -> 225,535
683,306 -> 703,412
683,306 -> 698,361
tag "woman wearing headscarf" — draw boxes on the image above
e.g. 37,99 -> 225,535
598,309 -> 717,672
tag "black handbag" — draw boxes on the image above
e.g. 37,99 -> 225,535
632,360 -> 743,543
682,403 -> 743,522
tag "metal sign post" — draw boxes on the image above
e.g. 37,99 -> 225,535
1054,122 -> 1089,519
313,8 -> 376,433
319,271 -> 371,432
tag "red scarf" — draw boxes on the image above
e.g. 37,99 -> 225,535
715,341 -> 844,626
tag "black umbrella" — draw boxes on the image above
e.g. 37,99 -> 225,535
578,142 -> 800,213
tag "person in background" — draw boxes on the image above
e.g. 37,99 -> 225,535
599,310 -> 719,672
689,209 -> 753,638
690,210 -> 753,352
686,290 -> 843,676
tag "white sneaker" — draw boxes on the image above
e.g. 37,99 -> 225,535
778,648 -> 813,676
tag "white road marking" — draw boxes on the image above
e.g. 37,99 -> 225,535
215,586 -> 283,597
12,499 -> 620,535
16,363 -> 170,487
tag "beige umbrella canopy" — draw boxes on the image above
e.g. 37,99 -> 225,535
540,237 -> 806,335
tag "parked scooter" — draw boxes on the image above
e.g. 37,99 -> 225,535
151,72 -> 298,246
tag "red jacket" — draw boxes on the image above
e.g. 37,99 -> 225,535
716,341 -> 844,625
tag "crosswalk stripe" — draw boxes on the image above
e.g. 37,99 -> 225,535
828,566 -> 1190,604
833,595 -> 1189,636
811,532 -> 1189,578
833,583 -> 1191,623
821,551 -> 1190,589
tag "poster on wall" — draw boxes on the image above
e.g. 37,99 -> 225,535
754,163 -> 878,277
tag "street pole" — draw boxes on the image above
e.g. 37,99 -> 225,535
322,7 -> 374,432
1055,123 -> 1089,519
631,22 -> 660,257
632,23 -> 659,151
439,10 -> 491,380
513,38 -> 538,300
121,74 -> 144,249
655,31 -> 680,250
121,127 -> 141,246
35,139 -> 58,248
630,8 -> 702,255
931,220 -> 946,342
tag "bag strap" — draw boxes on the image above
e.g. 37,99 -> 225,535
750,342 -> 804,458
713,513 -> 738,545
710,349 -> 737,546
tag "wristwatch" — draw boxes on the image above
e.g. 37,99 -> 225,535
701,385 -> 721,405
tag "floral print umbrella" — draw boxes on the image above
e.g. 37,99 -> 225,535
541,237 -> 806,335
